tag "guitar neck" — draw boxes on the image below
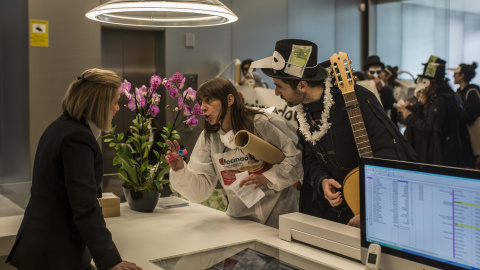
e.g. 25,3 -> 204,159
343,91 -> 373,158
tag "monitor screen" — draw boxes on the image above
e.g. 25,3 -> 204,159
360,158 -> 480,270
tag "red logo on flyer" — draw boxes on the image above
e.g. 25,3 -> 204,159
219,158 -> 224,165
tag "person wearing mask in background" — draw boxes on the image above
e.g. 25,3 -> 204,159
398,57 -> 471,168
6,69 -> 142,270
250,39 -> 416,227
381,65 -> 406,107
239,59 -> 268,88
365,55 -> 398,126
449,62 -> 480,168
166,77 -> 301,229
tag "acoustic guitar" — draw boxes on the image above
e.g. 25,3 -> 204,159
329,52 -> 373,215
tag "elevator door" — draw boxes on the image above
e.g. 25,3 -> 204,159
101,28 -> 166,175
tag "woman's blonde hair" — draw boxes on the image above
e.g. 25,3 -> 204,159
62,68 -> 122,132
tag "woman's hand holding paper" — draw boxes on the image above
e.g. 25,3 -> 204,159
239,174 -> 270,189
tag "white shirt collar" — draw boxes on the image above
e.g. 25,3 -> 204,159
87,121 -> 102,141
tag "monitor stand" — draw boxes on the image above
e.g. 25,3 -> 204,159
279,212 -> 361,261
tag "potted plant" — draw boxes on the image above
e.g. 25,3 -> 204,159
104,72 -> 202,212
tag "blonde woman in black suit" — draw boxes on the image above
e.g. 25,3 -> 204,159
6,69 -> 142,270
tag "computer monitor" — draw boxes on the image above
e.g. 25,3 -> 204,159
360,157 -> 480,270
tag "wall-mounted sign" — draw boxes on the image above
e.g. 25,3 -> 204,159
30,20 -> 49,47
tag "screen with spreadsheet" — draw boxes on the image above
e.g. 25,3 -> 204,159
360,158 -> 480,270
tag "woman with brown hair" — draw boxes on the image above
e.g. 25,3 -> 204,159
7,68 -> 141,270
398,59 -> 471,167
166,77 -> 302,228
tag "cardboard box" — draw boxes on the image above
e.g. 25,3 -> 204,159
99,192 -> 120,218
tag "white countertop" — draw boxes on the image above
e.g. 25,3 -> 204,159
107,202 -> 364,270
0,201 -> 364,270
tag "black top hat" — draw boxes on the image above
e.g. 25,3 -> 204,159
260,39 -> 328,81
421,55 -> 446,66
418,56 -> 447,81
364,55 -> 385,71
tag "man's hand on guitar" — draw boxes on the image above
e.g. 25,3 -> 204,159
321,178 -> 343,207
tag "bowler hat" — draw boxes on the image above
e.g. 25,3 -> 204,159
364,55 -> 385,71
251,39 -> 328,81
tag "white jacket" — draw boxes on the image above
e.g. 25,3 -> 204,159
170,113 -> 302,228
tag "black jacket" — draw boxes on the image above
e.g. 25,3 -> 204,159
457,84 -> 480,125
298,85 -> 416,224
405,89 -> 471,167
7,113 -> 122,270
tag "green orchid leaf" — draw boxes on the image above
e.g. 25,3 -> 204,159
104,138 -> 113,143
117,156 -> 138,185
142,148 -> 149,159
155,163 -> 170,180
117,133 -> 124,142
141,160 -> 149,172
130,126 -> 139,132
159,179 -> 170,185
141,141 -> 152,150
153,180 -> 161,190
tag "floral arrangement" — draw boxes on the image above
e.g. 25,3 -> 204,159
104,72 -> 203,191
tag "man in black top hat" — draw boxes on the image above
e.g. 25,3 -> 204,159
364,55 -> 397,125
398,56 -> 472,168
251,39 -> 416,227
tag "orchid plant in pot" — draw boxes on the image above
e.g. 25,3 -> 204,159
104,72 -> 202,212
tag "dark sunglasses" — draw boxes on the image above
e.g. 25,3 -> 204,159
368,70 -> 382,75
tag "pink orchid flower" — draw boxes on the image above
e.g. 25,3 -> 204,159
178,96 -> 185,110
184,106 -> 191,116
169,87 -> 179,98
148,104 -> 160,117
150,75 -> 162,92
164,80 -> 173,91
192,103 -> 203,116
152,92 -> 161,105
172,72 -> 184,84
186,116 -> 198,126
183,87 -> 196,101
179,77 -> 186,89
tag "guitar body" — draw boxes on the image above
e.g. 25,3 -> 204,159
330,52 -> 373,217
343,167 -> 360,215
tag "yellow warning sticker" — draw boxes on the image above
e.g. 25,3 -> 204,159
30,20 -> 49,47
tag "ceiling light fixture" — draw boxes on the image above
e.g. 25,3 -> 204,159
86,0 -> 238,27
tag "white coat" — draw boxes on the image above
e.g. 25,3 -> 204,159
170,113 -> 302,228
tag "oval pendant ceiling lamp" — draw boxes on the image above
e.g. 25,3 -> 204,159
86,0 -> 238,27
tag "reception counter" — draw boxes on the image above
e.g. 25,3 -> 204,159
0,201 -> 364,270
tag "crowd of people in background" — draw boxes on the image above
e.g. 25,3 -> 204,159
355,55 -> 480,169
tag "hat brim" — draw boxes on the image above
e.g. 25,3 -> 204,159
261,65 -> 328,81
417,74 -> 449,82
364,62 -> 385,71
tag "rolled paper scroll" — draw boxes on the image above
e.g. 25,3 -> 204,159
233,130 -> 284,164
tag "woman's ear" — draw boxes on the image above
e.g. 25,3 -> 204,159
227,94 -> 235,107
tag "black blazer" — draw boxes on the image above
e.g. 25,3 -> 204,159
6,113 -> 122,270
